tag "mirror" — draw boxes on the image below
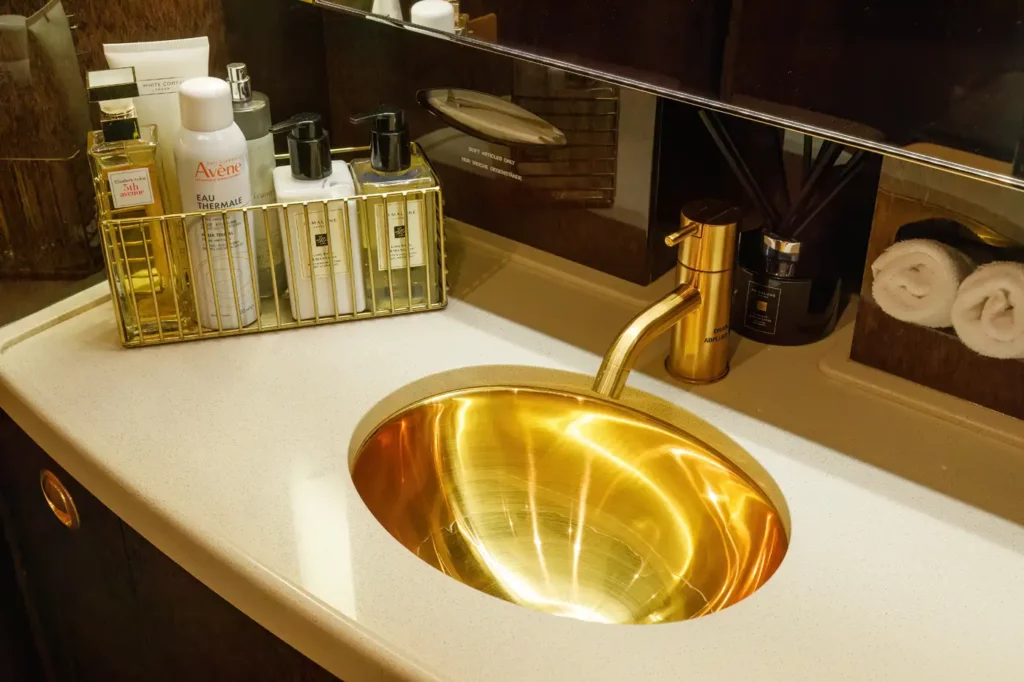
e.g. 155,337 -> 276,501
309,0 -> 1024,191
417,88 -> 567,147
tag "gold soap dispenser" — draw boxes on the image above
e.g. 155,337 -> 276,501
349,108 -> 441,313
87,67 -> 191,339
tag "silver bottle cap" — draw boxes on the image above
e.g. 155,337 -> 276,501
763,233 -> 801,256
226,62 -> 251,103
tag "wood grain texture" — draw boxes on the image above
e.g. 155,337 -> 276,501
851,298 -> 1024,420
0,412 -> 342,682
0,412 -> 149,681
68,0 -> 228,72
0,0 -> 230,277
0,487 -> 44,682
459,0 -> 730,92
0,0 -> 84,158
851,155 -> 1024,421
122,524 -> 341,682
721,0 -> 1024,155
220,0 -> 330,133
0,154 -> 100,278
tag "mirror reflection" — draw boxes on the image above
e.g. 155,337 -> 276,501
311,0 -> 1024,188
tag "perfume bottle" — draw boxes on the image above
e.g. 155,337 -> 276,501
350,108 -> 441,312
87,67 -> 190,339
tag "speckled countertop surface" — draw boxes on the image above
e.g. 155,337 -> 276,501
0,224 -> 1022,681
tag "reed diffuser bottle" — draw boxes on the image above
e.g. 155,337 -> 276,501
87,67 -> 191,338
350,108 -> 440,312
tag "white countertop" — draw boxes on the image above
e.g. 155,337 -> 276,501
1,224 -> 1022,681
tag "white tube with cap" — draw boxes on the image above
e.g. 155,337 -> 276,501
174,77 -> 257,331
410,0 -> 456,33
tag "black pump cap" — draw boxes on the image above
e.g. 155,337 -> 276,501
269,113 -> 332,181
350,107 -> 411,173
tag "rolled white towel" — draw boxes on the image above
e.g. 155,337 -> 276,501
951,262 -> 1024,359
871,239 -> 974,327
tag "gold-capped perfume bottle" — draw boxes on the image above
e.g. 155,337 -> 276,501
350,108 -> 441,313
87,68 -> 191,339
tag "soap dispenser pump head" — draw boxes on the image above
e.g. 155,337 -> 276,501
269,112 -> 332,181
350,107 -> 411,173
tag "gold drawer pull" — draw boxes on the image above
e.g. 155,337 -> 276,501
40,470 -> 80,530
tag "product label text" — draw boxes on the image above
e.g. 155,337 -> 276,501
107,168 -> 155,209
194,157 -> 244,181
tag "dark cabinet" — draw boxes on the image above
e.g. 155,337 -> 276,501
0,413 -> 341,682
0,415 -> 144,682
0,510 -> 41,681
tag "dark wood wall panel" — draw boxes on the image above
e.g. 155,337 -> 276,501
459,0 -> 731,92
720,0 -> 1024,158
851,298 -> 1024,420
67,0 -> 229,73
221,0 -> 331,139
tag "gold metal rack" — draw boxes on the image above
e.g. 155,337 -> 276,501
97,146 -> 447,348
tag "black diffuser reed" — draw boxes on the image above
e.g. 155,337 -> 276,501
698,111 -> 867,240
698,111 -> 867,345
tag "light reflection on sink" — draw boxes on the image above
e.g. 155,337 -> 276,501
351,385 -> 788,625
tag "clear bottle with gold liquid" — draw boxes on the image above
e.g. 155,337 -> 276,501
350,109 -> 442,313
87,68 -> 192,340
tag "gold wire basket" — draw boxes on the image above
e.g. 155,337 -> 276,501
97,146 -> 447,348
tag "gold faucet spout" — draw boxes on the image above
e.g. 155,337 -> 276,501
592,284 -> 702,398
592,199 -> 741,399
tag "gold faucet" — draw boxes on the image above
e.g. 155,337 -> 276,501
593,200 -> 741,398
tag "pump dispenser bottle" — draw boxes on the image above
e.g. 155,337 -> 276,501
270,113 -> 366,321
350,107 -> 439,312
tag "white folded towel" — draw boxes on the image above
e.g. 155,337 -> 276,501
871,239 -> 974,328
951,262 -> 1024,359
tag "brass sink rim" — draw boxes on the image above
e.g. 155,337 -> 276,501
349,368 -> 791,625
354,383 -> 785,526
347,366 -> 791,534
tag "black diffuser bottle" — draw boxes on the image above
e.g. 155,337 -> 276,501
699,111 -> 872,346
732,231 -> 841,345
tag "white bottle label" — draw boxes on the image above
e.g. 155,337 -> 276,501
180,152 -> 257,329
108,168 -> 155,209
289,204 -> 353,281
246,135 -> 282,270
137,76 -> 185,97
247,135 -> 277,206
375,199 -> 425,271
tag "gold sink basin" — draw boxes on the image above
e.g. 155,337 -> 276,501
352,385 -> 788,625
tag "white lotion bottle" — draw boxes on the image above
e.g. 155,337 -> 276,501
269,113 -> 366,321
175,76 -> 258,330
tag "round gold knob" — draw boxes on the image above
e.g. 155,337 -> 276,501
40,470 -> 80,530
